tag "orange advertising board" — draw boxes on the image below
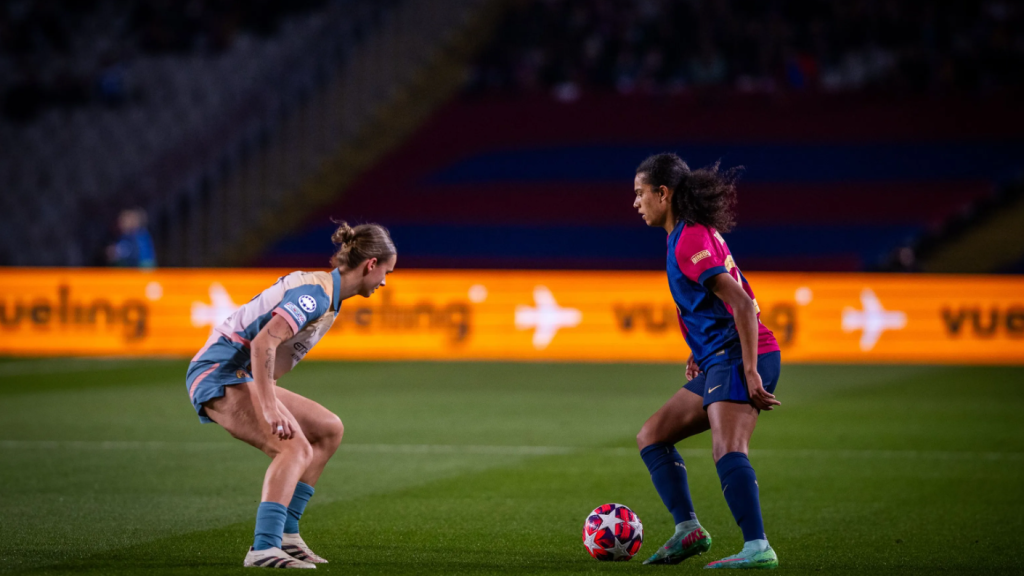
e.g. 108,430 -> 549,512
0,268 -> 1022,363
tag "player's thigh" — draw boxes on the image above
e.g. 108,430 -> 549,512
638,385 -> 710,449
275,387 -> 343,447
707,400 -> 759,462
204,383 -> 306,457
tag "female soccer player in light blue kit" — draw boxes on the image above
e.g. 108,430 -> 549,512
632,154 -> 781,569
185,222 -> 396,569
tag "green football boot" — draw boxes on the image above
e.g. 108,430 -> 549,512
704,544 -> 778,569
642,523 -> 712,565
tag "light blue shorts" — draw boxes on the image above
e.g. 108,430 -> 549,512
185,339 -> 253,423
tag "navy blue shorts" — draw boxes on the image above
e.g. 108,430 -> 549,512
683,351 -> 781,409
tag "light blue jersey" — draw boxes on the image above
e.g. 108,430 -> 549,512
185,268 -> 342,422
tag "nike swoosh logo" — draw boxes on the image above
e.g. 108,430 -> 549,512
708,385 -> 722,393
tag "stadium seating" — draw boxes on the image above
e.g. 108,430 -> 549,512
0,0 -> 392,266
262,94 -> 1024,271
467,0 -> 1024,98
5,1 -> 1023,271
261,0 -> 1024,272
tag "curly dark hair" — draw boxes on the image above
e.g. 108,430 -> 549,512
636,153 -> 742,233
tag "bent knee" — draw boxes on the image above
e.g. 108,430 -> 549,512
326,413 -> 344,444
267,435 -> 315,464
292,436 -> 315,464
636,424 -> 659,451
313,413 -> 344,450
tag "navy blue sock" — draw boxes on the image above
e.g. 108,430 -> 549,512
640,443 -> 697,524
284,482 -> 315,534
715,452 -> 766,542
253,501 -> 288,551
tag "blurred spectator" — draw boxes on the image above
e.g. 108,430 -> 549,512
467,0 -> 1024,99
108,208 -> 156,268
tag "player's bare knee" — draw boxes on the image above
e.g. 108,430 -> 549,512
275,435 -> 314,466
319,413 -> 344,451
293,437 -> 315,466
636,428 -> 650,450
329,414 -> 344,443
636,421 -> 660,450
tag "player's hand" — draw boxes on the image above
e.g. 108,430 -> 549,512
263,403 -> 295,440
745,369 -> 780,411
685,354 -> 700,381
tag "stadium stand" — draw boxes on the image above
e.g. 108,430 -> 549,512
262,0 -> 1024,272
0,0 -> 374,265
261,94 -> 1024,271
0,0 -> 493,266
467,0 -> 1024,98
4,0 -> 1023,271
882,178 -> 1024,273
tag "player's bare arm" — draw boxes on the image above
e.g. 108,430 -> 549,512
251,311 -> 296,440
707,273 -> 779,411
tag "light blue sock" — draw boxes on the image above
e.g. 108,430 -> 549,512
284,482 -> 315,534
253,501 -> 288,551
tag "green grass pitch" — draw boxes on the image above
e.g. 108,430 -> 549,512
0,358 -> 1022,575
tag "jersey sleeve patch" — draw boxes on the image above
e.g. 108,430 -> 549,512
676,225 -> 727,284
274,285 -> 329,333
298,295 -> 317,313
690,250 -> 712,265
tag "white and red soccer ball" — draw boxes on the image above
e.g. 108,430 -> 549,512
582,503 -> 644,561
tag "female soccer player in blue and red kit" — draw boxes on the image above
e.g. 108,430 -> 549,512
632,153 -> 781,569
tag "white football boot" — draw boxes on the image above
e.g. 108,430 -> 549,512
243,546 -> 316,569
281,533 -> 328,564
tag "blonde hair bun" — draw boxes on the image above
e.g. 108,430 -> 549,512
329,220 -> 396,269
331,221 -> 356,247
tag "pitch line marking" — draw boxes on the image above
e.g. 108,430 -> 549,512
0,440 -> 1021,461
0,359 -> 156,377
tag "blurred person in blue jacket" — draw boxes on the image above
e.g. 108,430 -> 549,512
108,208 -> 156,268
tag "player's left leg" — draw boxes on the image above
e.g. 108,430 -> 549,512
272,388 -> 345,564
202,384 -> 317,569
704,404 -> 775,569
702,351 -> 781,569
705,401 -> 777,569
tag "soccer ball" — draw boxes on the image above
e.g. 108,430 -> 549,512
581,503 -> 643,561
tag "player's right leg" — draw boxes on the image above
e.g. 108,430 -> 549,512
637,382 -> 713,565
203,383 -> 317,569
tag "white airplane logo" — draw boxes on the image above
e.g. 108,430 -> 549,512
841,288 -> 907,351
515,286 -> 582,350
191,283 -> 240,333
